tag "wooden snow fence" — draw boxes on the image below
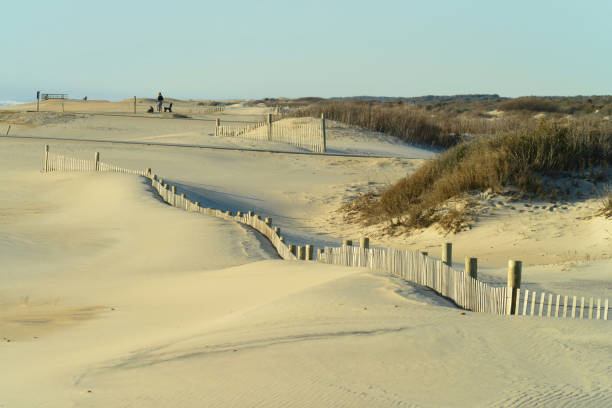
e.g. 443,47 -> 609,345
514,290 -> 609,320
42,146 -> 297,261
149,176 -> 297,261
41,146 -> 610,320
317,245 -> 507,315
43,147 -> 146,176
185,105 -> 225,115
215,114 -> 326,153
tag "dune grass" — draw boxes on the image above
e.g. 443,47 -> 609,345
600,188 -> 612,217
293,101 -> 462,149
349,120 -> 612,231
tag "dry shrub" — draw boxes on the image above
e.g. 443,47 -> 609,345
600,187 -> 612,217
294,101 -> 461,149
359,120 -> 612,231
498,97 -> 560,113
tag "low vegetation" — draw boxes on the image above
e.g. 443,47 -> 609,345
346,120 -> 612,232
293,101 -> 462,149
600,188 -> 612,217
281,95 -> 612,232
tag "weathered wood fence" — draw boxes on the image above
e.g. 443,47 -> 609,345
43,147 -> 147,176
318,244 -> 507,315
41,146 -> 610,320
149,176 -> 297,260
216,114 -> 326,153
514,289 -> 608,320
186,105 -> 225,115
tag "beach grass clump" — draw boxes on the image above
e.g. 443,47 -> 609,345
353,120 -> 612,231
294,100 -> 462,149
600,187 -> 612,217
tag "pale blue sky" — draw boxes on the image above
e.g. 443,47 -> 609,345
2,0 -> 611,101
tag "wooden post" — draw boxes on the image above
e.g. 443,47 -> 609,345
265,217 -> 272,226
343,239 -> 353,247
321,113 -> 326,152
306,245 -> 313,260
297,246 -> 306,260
289,245 -> 296,256
267,113 -> 272,141
237,211 -> 243,217
317,248 -> 323,260
216,118 -> 220,136
442,243 -> 452,266
274,227 -> 280,236
94,152 -> 100,171
146,168 -> 151,178
280,237 -> 285,244
133,96 -> 137,114
36,90 -> 40,112
227,210 -> 233,216
465,257 -> 477,279
506,260 -> 522,315
359,237 -> 369,248
248,210 -> 254,217
43,144 -> 49,172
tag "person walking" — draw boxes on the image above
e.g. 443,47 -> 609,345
157,92 -> 164,112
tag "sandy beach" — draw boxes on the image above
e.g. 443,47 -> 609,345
1,101 -> 611,407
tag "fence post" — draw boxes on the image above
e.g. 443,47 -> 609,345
297,246 -> 306,260
265,217 -> 272,226
317,248 -> 323,260
216,118 -> 220,136
146,168 -> 152,178
506,260 -> 522,315
321,113 -> 326,152
94,152 -> 100,171
274,227 -> 281,236
43,145 -> 49,172
442,243 -> 452,266
248,210 -> 254,217
359,237 -> 369,249
306,245 -> 313,260
133,96 -> 137,114
289,245 -> 296,256
267,113 -> 273,141
465,257 -> 477,279
237,211 -> 244,217
343,239 -> 353,247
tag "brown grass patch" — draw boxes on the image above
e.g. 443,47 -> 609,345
352,119 -> 612,232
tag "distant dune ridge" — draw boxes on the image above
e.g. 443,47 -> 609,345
0,99 -> 611,407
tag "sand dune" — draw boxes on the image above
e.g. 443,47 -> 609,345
1,107 -> 611,407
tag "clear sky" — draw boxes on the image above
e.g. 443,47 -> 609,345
2,0 -> 611,102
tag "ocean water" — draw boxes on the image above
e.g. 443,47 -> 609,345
0,100 -> 26,106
